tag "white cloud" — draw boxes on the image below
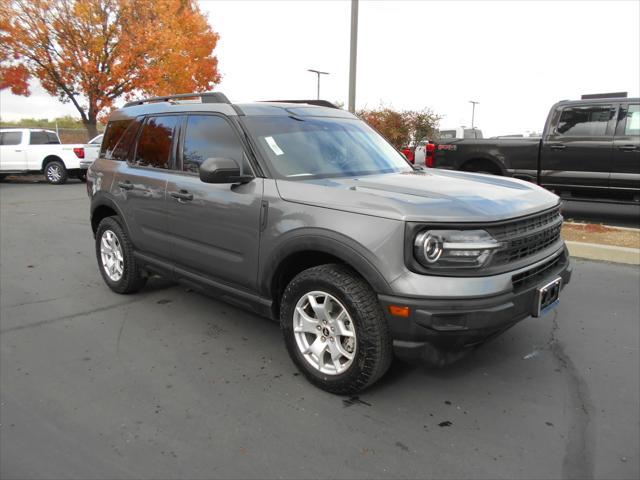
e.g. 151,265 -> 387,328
1,0 -> 638,137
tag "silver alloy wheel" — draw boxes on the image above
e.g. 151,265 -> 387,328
46,164 -> 62,183
293,291 -> 357,375
100,230 -> 124,282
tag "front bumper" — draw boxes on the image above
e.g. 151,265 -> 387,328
379,248 -> 572,362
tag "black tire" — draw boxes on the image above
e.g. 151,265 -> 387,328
95,216 -> 146,294
44,160 -> 68,185
77,172 -> 87,182
280,264 -> 393,395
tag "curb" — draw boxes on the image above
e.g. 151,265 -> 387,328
565,241 -> 640,265
563,221 -> 640,233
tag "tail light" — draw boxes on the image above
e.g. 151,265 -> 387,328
73,147 -> 85,159
426,142 -> 435,167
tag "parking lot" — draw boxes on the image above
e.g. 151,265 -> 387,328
1,180 -> 638,479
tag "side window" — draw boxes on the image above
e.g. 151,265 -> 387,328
182,115 -> 246,174
0,132 -> 22,146
107,119 -> 142,161
133,116 -> 180,169
556,105 -> 613,137
29,131 -> 49,145
624,105 -> 640,136
46,132 -> 60,144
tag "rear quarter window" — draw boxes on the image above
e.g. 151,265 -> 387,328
101,118 -> 142,161
0,132 -> 22,145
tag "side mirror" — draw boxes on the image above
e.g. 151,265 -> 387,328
199,157 -> 253,184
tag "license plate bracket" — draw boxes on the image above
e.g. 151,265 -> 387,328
533,277 -> 562,317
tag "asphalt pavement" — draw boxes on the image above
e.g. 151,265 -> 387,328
1,181 -> 639,479
561,200 -> 640,228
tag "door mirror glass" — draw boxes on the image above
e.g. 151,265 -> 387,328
199,157 -> 253,184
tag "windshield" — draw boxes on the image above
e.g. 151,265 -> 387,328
242,116 -> 412,179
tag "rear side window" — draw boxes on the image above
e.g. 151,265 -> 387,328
30,131 -> 58,144
556,105 -> 613,136
624,104 -> 640,136
182,115 -> 246,174
0,132 -> 22,145
132,116 -> 180,169
104,119 -> 142,161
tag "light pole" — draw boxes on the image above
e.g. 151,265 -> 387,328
348,0 -> 358,112
307,69 -> 330,100
469,100 -> 479,129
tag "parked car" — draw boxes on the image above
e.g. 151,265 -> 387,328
80,134 -> 103,170
413,140 -> 436,166
400,146 -> 415,163
87,92 -> 571,394
439,127 -> 483,139
432,95 -> 640,203
0,128 -> 87,184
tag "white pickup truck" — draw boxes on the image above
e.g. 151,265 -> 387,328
0,128 -> 88,184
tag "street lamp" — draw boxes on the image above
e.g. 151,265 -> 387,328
469,100 -> 479,129
307,69 -> 330,100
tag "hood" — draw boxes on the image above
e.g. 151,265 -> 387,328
275,169 -> 560,222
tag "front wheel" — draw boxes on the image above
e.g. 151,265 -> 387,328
44,160 -> 68,184
280,264 -> 393,394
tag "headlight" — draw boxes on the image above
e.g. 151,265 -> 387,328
414,229 -> 502,269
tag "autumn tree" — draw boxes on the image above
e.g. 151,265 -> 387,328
0,0 -> 221,137
357,106 -> 441,149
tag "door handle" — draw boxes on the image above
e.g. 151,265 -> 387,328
170,190 -> 194,202
618,145 -> 638,152
117,181 -> 134,190
15,150 -> 22,152
549,145 -> 566,150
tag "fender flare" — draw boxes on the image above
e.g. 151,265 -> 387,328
90,192 -> 130,235
259,228 -> 393,297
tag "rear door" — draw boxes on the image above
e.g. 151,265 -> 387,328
165,113 -> 263,291
113,115 -> 181,259
540,103 -> 615,193
611,103 -> 640,199
0,131 -> 27,171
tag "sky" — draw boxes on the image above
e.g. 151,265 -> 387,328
1,0 -> 639,137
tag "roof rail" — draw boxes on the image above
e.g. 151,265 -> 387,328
262,99 -> 339,109
124,92 -> 230,108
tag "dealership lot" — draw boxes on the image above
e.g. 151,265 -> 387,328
1,181 -> 638,479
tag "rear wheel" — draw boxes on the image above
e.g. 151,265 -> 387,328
44,160 -> 68,184
280,264 -> 392,394
95,216 -> 146,294
461,159 -> 502,176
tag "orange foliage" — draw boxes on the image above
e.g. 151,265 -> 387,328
0,0 -> 221,135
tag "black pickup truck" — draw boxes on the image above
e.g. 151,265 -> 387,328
432,96 -> 640,203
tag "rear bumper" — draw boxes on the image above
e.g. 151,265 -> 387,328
378,250 -> 572,362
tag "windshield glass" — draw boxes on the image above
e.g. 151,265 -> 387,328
242,116 -> 412,179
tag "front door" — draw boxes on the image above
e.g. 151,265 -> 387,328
0,131 -> 27,171
165,114 -> 263,291
611,103 -> 640,199
113,115 -> 182,259
540,104 -> 615,194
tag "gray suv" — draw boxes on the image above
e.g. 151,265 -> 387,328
87,92 -> 571,394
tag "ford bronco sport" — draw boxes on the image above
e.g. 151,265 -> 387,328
87,92 -> 572,394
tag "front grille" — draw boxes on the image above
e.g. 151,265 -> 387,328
489,206 -> 563,266
512,251 -> 565,291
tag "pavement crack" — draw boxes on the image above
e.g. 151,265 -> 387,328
0,298 -> 144,334
546,311 -> 595,480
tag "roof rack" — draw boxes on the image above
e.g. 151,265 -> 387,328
262,99 -> 339,109
124,92 -> 230,108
